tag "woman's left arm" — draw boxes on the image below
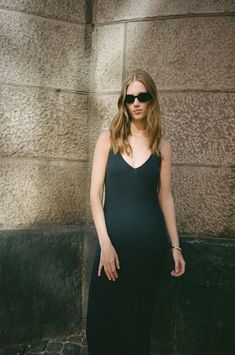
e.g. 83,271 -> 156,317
158,138 -> 186,277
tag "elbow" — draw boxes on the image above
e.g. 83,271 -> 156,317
90,187 -> 103,205
158,191 -> 173,206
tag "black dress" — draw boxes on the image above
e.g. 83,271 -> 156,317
86,149 -> 169,355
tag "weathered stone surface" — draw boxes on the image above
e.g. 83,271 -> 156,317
89,24 -> 124,91
0,86 -> 88,160
172,236 -> 235,287
46,342 -> 63,352
1,343 -> 28,355
84,160 -> 93,225
96,0 -> 235,23
126,17 -> 235,91
26,340 -> 48,352
0,159 -> 87,228
0,0 -> 86,23
159,92 -> 235,166
173,166 -> 234,235
173,285 -> 235,354
88,94 -> 118,158
85,94 -> 119,224
63,343 -> 81,355
0,226 -> 84,346
0,9 -> 88,91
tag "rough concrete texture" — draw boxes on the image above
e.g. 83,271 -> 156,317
0,0 -> 86,23
159,92 -> 235,166
126,17 -> 235,91
96,0 -> 235,23
0,86 -> 88,160
88,94 -> 118,157
89,24 -> 124,92
0,159 -> 87,228
0,331 -> 88,355
0,9 -> 88,91
0,227 -> 84,346
172,165 -> 234,235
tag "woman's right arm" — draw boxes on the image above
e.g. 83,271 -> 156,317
90,131 -> 120,281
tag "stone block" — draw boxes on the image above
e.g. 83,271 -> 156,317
173,166 -> 234,235
85,94 -> 119,224
0,9 -> 88,91
89,24 -> 124,91
126,17 -> 235,91
88,94 -> 118,158
0,86 -> 88,160
84,160 -> 93,226
63,343 -> 81,355
0,0 -> 86,23
159,92 -> 235,166
0,159 -> 87,229
96,0 -> 235,23
173,285 -> 235,354
174,236 -> 235,287
151,236 -> 235,354
0,226 -> 84,345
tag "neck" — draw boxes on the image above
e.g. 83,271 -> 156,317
130,120 -> 147,137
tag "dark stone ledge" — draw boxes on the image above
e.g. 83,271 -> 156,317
151,235 -> 235,355
0,225 -> 85,347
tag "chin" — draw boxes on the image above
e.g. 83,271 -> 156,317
132,116 -> 146,121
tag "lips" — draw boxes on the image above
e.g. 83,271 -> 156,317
133,110 -> 142,114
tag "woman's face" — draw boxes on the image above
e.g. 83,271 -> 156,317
125,80 -> 151,121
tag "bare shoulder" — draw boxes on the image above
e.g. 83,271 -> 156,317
96,130 -> 110,149
159,137 -> 172,159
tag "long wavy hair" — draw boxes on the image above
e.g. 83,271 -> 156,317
109,69 -> 164,156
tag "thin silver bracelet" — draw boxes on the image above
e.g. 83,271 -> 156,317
171,246 -> 182,252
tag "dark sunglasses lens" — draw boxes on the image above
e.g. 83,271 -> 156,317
125,95 -> 135,104
138,93 -> 152,102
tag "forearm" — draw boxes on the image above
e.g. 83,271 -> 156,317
158,194 -> 180,247
90,194 -> 111,247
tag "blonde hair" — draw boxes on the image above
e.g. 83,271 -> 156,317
109,69 -> 164,156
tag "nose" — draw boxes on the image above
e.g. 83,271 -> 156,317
133,97 -> 140,106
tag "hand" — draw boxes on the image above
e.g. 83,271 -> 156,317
98,240 -> 120,281
170,249 -> 186,277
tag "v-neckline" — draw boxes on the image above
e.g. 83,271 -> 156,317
119,152 -> 153,170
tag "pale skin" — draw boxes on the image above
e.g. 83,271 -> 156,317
90,80 -> 186,282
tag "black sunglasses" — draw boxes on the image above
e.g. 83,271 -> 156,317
124,92 -> 152,104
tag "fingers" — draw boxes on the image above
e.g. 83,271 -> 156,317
171,256 -> 186,277
98,255 -> 120,281
105,262 -> 118,281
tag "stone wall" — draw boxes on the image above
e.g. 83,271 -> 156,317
0,0 -> 89,346
0,0 -> 89,228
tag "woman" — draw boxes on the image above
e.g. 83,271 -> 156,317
86,69 -> 186,355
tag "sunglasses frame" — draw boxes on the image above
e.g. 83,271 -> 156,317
124,92 -> 152,104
